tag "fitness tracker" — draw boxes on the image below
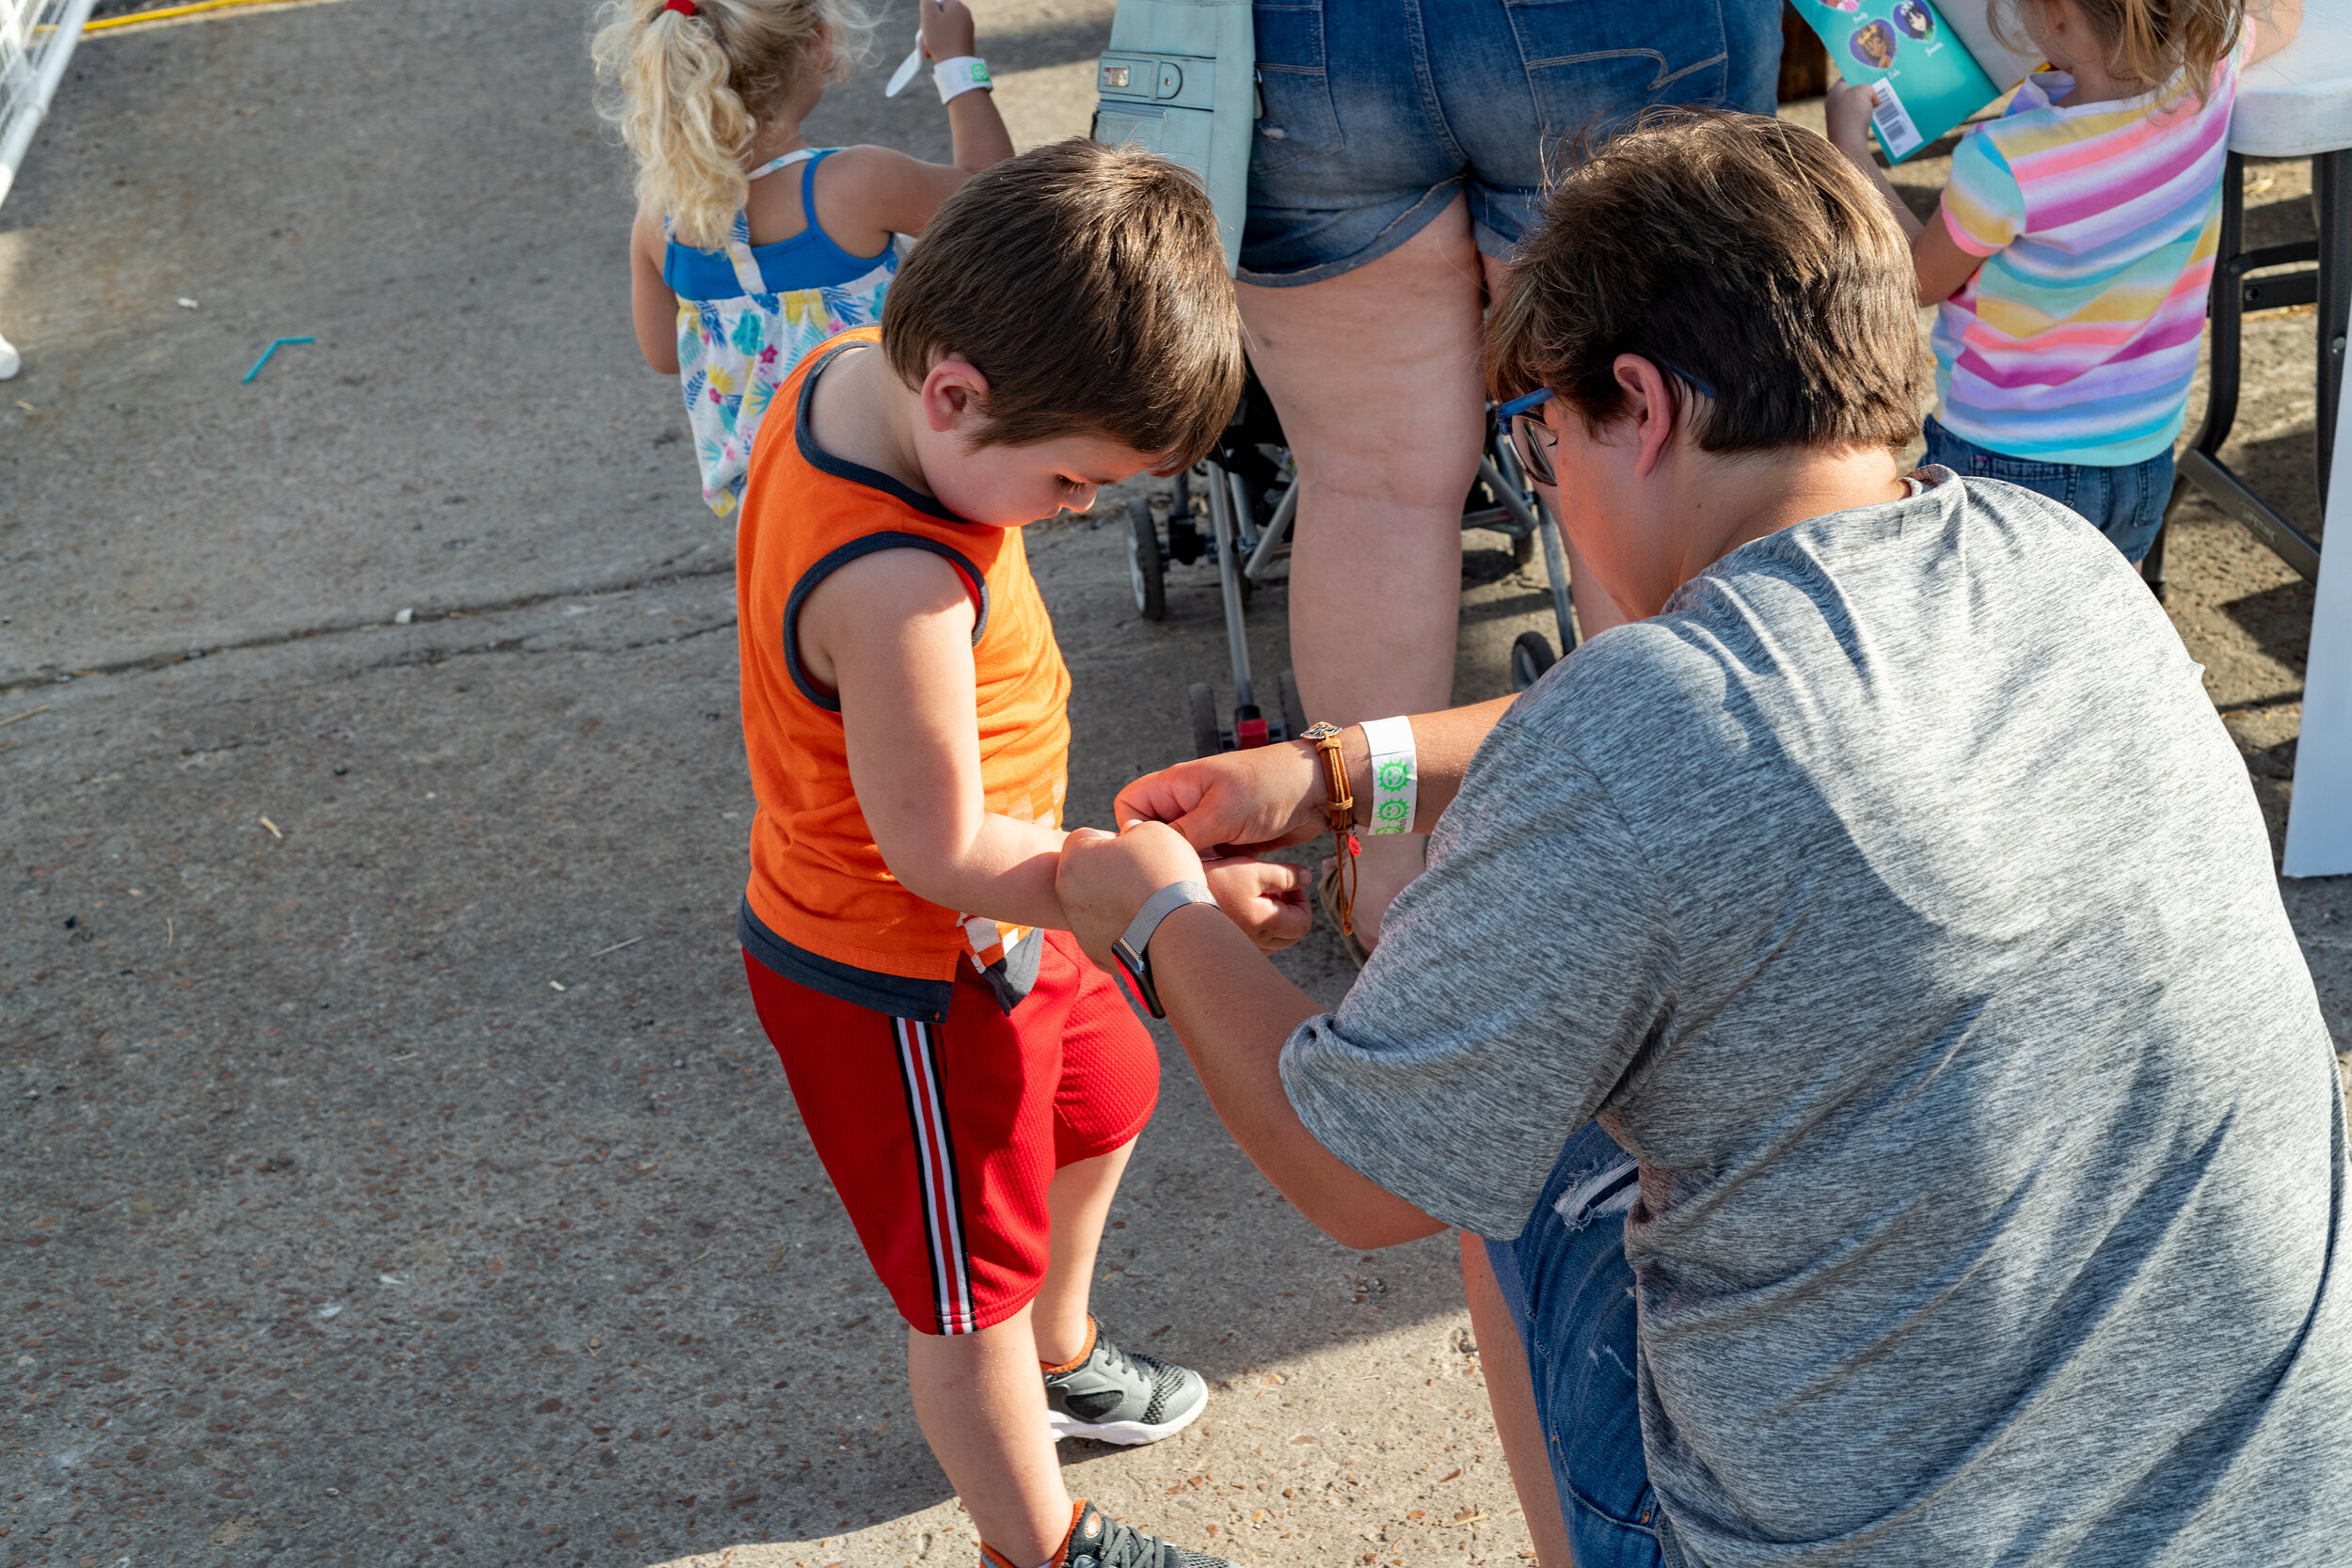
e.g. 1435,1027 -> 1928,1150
1110,879 -> 1215,1019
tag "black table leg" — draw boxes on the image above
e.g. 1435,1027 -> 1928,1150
2169,151 -> 2328,582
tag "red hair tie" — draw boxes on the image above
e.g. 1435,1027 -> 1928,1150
663,0 -> 697,15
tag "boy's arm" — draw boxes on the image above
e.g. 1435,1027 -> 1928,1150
805,548 -> 1071,931
806,549 -> 1316,944
629,207 -> 681,376
1824,82 -> 1983,306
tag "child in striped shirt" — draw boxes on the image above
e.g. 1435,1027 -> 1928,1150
1827,0 -> 2301,562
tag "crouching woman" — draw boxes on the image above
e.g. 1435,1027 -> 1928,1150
1060,108 -> 2352,1568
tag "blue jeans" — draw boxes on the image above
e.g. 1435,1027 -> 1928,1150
1484,1123 -> 1661,1568
1242,0 -> 1784,283
1921,417 -> 2175,564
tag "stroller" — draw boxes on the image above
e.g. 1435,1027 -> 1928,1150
1124,372 -> 1582,756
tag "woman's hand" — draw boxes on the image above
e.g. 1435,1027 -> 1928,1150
1057,823 -> 1208,972
1113,741 -> 1327,856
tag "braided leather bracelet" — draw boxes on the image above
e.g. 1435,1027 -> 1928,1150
1300,722 -> 1359,936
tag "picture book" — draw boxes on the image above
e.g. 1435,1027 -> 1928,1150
1788,0 -> 2040,162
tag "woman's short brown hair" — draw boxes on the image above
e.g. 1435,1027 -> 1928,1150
1487,107 -> 1931,455
882,138 -> 1244,473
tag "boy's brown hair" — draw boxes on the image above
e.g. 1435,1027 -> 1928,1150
1487,108 -> 1930,455
882,138 -> 1244,472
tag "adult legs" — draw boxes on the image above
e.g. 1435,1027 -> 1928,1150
1240,196 -> 1487,948
1243,211 -> 1631,946
906,1141 -> 1135,1564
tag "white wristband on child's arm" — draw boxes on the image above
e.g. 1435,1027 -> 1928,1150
934,55 -> 992,103
1359,716 -> 1417,835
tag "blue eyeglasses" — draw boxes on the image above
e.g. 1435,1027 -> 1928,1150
1495,388 -> 1559,487
1495,365 -> 1718,488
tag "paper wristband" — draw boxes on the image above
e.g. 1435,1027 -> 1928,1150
1359,715 -> 1417,836
934,55 -> 992,103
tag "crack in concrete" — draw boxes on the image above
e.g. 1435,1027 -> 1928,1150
352,618 -> 740,676
0,560 -> 738,697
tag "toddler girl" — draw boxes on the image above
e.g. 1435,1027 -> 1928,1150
595,0 -> 1013,514
1828,0 -> 2301,562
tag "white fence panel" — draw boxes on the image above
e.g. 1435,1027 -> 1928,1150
1,0 -> 94,206
1,0 -> 95,374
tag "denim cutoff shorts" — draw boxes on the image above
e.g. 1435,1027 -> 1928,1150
1922,417 -> 2176,564
1241,0 -> 1785,285
1483,1121 -> 1661,1568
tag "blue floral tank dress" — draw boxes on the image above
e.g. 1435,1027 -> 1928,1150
664,148 -> 898,515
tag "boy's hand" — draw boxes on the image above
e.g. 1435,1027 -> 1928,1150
1201,855 -> 1313,954
1825,79 -> 1881,163
918,0 -> 977,62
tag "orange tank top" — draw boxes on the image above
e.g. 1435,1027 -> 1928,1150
734,328 -> 1073,1022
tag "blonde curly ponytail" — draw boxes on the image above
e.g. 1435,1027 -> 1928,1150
593,0 -> 871,252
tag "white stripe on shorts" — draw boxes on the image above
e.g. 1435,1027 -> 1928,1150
895,1020 -> 977,1334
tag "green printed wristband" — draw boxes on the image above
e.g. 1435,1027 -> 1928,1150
1359,716 -> 1417,836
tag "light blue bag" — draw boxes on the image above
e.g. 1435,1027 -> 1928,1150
1089,0 -> 1255,274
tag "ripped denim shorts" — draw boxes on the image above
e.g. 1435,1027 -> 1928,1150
1241,0 -> 1784,284
1484,1121 -> 1661,1568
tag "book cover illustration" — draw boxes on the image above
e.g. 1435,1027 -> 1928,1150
1788,0 -> 2001,161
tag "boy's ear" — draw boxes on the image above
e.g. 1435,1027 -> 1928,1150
919,357 -> 992,438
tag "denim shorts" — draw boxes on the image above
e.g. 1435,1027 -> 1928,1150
1483,1122 -> 1661,1568
1921,417 -> 2176,565
1241,0 -> 1785,284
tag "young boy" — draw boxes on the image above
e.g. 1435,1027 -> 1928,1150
733,139 -> 1295,1568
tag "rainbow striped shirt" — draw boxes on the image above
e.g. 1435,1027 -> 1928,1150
1933,34 -> 2250,467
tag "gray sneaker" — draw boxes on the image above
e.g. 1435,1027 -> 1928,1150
1042,1319 -> 1209,1445
979,1501 -> 1231,1568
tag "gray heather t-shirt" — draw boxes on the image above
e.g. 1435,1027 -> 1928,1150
1281,473 -> 2352,1566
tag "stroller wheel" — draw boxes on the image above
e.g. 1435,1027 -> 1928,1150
1510,630 -> 1557,692
1188,682 -> 1226,758
1127,498 -> 1167,621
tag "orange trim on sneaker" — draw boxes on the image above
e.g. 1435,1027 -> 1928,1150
977,1500 -> 1087,1568
1039,1316 -> 1098,1378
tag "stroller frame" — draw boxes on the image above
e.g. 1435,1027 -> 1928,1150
1127,378 -> 1582,755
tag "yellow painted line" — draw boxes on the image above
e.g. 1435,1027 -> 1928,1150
81,0 -> 354,33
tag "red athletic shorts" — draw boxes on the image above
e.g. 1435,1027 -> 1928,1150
743,927 -> 1159,1336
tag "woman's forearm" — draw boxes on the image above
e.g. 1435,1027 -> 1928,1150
1340,693 -> 1517,834
1113,693 -> 1517,855
1150,905 -> 1446,1249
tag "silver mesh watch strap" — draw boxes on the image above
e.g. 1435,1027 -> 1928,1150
1110,879 -> 1215,1018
